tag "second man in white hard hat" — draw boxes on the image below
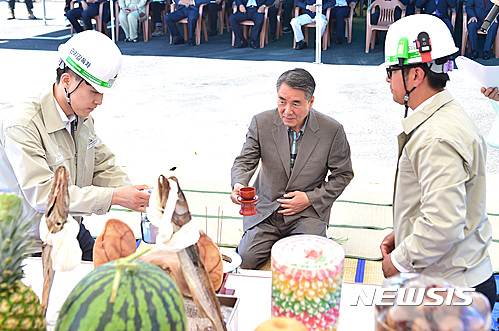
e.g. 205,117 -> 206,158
379,14 -> 496,309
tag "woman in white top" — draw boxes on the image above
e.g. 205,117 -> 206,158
119,0 -> 147,42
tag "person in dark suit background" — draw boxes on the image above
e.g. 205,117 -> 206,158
206,0 -> 223,36
415,0 -> 457,33
165,0 -> 210,46
329,0 -> 356,45
229,0 -> 275,48
268,0 -> 294,41
466,0 -> 498,60
291,0 -> 334,49
66,0 -> 111,33
7,0 -> 36,19
230,68 -> 354,269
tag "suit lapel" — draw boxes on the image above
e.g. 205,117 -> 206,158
288,109 -> 320,185
272,112 -> 291,179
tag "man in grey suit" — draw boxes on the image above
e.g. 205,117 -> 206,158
230,68 -> 354,269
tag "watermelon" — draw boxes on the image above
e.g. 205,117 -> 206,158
55,257 -> 187,331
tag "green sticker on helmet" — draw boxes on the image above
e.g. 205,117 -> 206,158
386,51 -> 421,64
65,56 -> 113,89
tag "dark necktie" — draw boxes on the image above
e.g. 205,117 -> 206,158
290,131 -> 302,171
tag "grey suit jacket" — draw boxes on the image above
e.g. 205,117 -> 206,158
231,108 -> 354,231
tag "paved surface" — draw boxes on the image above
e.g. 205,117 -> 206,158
1,0 -> 499,224
3,0 -> 499,65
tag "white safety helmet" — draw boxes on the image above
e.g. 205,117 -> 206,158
58,30 -> 122,94
383,14 -> 458,73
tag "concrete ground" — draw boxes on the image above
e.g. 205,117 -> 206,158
2,0 -> 499,241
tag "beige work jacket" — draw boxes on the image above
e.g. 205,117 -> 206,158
391,89 -> 492,287
0,85 -> 131,252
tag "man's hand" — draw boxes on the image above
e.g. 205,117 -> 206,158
492,0 -> 499,6
468,16 -> 477,24
307,4 -> 316,12
230,183 -> 244,205
179,0 -> 193,6
257,4 -> 266,12
81,1 -> 89,10
380,230 -> 395,258
382,253 -> 400,278
481,86 -> 499,101
277,191 -> 311,216
112,185 -> 152,212
239,4 -> 247,12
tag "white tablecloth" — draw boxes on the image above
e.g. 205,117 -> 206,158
22,259 -> 378,330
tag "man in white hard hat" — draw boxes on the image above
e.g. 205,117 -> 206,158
379,14 -> 496,308
0,31 -> 151,260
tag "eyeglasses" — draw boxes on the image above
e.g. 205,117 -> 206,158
386,66 -> 403,79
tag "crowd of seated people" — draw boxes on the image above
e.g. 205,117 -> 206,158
58,0 -> 497,60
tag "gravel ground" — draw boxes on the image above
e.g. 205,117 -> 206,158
1,0 -> 498,196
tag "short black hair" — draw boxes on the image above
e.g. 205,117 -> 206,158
403,63 -> 449,90
56,65 -> 80,84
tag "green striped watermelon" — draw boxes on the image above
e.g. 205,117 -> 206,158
55,258 -> 187,331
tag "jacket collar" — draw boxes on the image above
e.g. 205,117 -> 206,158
401,89 -> 453,135
41,85 -> 66,134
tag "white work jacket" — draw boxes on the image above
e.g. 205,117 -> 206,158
391,89 -> 493,287
0,85 -> 131,252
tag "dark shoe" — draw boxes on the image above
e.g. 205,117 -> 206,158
282,26 -> 292,33
28,9 -> 36,19
483,50 -> 490,60
270,34 -> 276,42
250,39 -> 258,49
470,50 -> 479,59
234,39 -> 248,48
125,37 -> 131,42
295,39 -> 307,50
152,26 -> 163,37
131,38 -> 138,43
173,36 -> 185,45
189,37 -> 196,46
335,36 -> 343,45
208,30 -> 217,36
8,10 -> 15,19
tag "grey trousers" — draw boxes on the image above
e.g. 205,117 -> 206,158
236,210 -> 327,269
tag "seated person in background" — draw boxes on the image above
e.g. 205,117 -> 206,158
415,0 -> 457,33
151,0 -> 168,36
268,0 -> 294,41
165,0 -> 210,46
230,68 -> 353,269
328,0 -> 356,44
466,0 -> 498,60
229,0 -> 275,48
207,0 -> 223,36
118,0 -> 147,42
66,0 -> 110,33
291,0 -> 333,50
8,0 -> 36,20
